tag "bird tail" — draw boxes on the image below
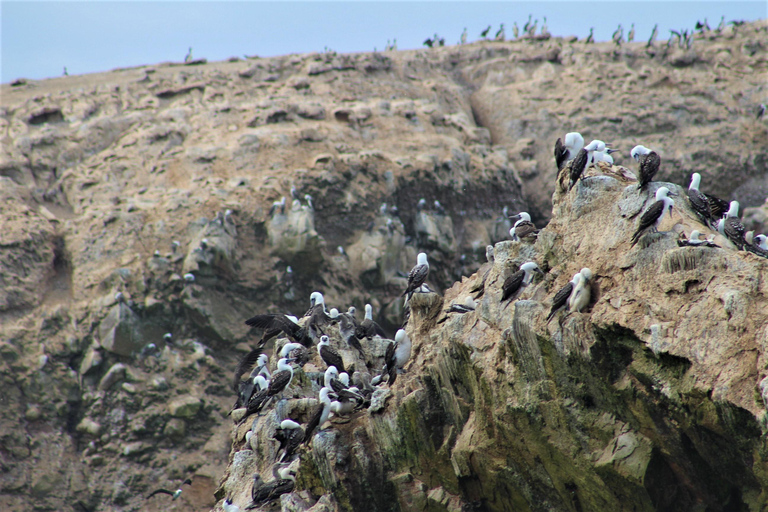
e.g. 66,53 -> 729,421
630,231 -> 641,247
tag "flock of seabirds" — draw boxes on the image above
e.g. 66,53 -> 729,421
414,15 -> 747,50
165,128 -> 767,510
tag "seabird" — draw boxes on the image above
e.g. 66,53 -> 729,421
612,24 -> 624,46
501,262 -> 543,303
495,24 -> 505,41
704,193 -> 729,221
755,234 -> 768,251
274,419 -> 304,462
586,28 -> 594,44
303,387 -> 332,444
223,498 -> 241,512
564,132 -> 584,161
647,24 -> 658,47
266,358 -> 295,397
745,233 -> 768,258
402,252 -> 430,298
183,273 -> 195,282
755,104 -> 766,120
304,291 -> 331,327
434,200 -> 446,215
423,37 -> 434,48
338,308 -> 364,355
630,186 -> 676,247
384,329 -> 412,386
304,194 -> 314,210
184,47 -> 193,63
269,197 -> 287,216
247,467 -> 296,508
486,245 -> 495,263
523,15 -> 532,35
546,272 -> 581,322
568,268 -> 593,313
717,201 -> 746,249
446,296 -> 477,314
147,478 -> 192,500
480,25 -> 491,38
513,22 -> 519,39
115,291 -> 125,303
244,313 -> 313,348
171,240 -> 180,253
509,212 -> 538,241
279,343 -> 309,367
593,148 -> 618,165
554,138 -> 568,170
569,140 -> 600,190
687,173 -> 713,226
627,23 -> 635,42
355,303 -> 386,340
677,230 -> 720,248
318,335 -> 346,374
631,145 -> 661,191
232,346 -> 265,392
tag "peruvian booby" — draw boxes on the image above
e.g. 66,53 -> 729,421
704,193 -> 729,221
338,307 -> 364,355
274,419 -> 304,462
628,23 -> 635,42
612,24 -> 624,45
223,498 -> 241,512
593,148 -> 618,165
501,262 -> 543,302
184,47 -> 193,63
586,28 -> 594,44
486,245 -> 494,263
755,234 -> 768,251
509,212 -> 539,241
383,329 -> 412,386
355,303 -> 386,340
402,252 -> 430,298
495,23 -> 505,41
146,478 -> 192,500
687,173 -> 713,226
564,132 -> 585,161
631,145 -> 661,191
268,197 -> 286,216
630,186 -> 676,247
717,201 -> 746,249
247,467 -> 296,508
446,296 -> 477,314
647,24 -> 658,47
554,138 -> 568,171
757,104 -> 766,120
513,22 -> 519,39
279,343 -> 309,367
318,335 -> 346,374
569,140 -> 601,191
304,291 -> 331,333
242,376 -> 271,417
546,272 -> 581,322
244,313 -> 313,348
266,358 -> 294,397
303,387 -> 332,444
232,346 -> 265,392
568,268 -> 593,313
480,25 -> 491,38
460,27 -> 467,44
743,232 -> 768,257
677,230 -> 719,248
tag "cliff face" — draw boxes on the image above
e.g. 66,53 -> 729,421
0,20 -> 767,512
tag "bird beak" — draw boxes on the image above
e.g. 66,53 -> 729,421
607,148 -> 619,154
535,268 -> 544,275
508,214 -> 521,221
668,190 -> 680,197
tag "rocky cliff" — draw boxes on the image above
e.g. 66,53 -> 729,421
0,20 -> 767,512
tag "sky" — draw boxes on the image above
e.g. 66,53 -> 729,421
1,1 -> 766,83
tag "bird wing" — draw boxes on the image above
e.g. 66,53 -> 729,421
724,218 -> 746,248
303,402 -> 325,445
147,489 -> 174,499
329,378 -> 348,395
554,138 -> 568,170
547,282 -> 574,321
704,193 -> 729,220
631,200 -> 664,246
232,346 -> 264,392
637,152 -> 661,189
245,314 -> 304,342
687,189 -> 711,224
402,264 -> 429,296
569,149 -> 588,190
501,269 -> 525,302
267,370 -> 292,397
384,341 -> 396,369
514,221 -> 539,239
319,345 -> 346,374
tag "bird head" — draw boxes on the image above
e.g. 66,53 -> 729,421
579,268 -> 593,282
521,262 -> 543,274
417,252 -> 428,266
630,145 -> 651,161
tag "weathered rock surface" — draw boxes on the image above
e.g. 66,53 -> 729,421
0,20 -> 766,512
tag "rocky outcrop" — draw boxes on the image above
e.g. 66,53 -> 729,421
0,20 -> 766,512
214,159 -> 768,511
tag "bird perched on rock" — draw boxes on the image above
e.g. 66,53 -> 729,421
687,173 -> 713,227
273,419 -> 304,462
568,268 -> 593,313
147,478 -> 192,500
631,145 -> 661,191
384,329 -> 412,385
612,24 -> 624,46
717,201 -> 746,250
495,24 -> 506,41
630,187 -> 676,247
509,212 -> 538,241
546,272 -> 581,322
677,230 -> 719,248
402,252 -> 430,298
480,25 -> 491,38
569,140 -> 601,190
501,262 -> 543,302
318,335 -> 346,374
647,24 -> 658,47
744,232 -> 768,258
266,358 -> 295,397
586,28 -> 595,44
247,468 -> 296,508
355,304 -> 386,340
627,23 -> 635,42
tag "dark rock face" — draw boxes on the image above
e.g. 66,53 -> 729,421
0,20 -> 767,512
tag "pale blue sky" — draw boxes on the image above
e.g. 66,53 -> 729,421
2,1 -> 766,82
